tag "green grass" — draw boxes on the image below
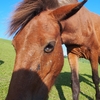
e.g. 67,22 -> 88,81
0,38 -> 15,100
0,38 -> 100,100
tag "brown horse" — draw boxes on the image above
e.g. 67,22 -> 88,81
6,0 -> 86,100
61,0 -> 100,100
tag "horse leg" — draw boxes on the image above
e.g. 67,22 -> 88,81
68,53 -> 79,100
90,52 -> 100,100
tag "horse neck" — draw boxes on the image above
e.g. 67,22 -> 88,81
61,7 -> 96,46
61,6 -> 100,56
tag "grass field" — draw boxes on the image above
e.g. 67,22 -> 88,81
0,38 -> 100,100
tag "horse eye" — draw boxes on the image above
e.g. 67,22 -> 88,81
44,41 -> 55,53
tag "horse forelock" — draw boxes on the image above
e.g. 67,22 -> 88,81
8,0 -> 78,36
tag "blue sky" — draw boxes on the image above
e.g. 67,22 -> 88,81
0,0 -> 100,55
0,0 -> 100,40
0,0 -> 22,39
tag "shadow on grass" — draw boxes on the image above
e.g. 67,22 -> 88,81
55,72 -> 94,100
0,60 -> 4,65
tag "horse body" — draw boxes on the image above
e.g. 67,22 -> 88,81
61,6 -> 100,100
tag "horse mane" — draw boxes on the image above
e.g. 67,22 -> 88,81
8,0 -> 78,36
59,0 -> 78,6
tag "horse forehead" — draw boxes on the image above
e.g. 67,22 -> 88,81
37,11 -> 58,29
39,11 -> 52,21
29,12 -> 59,37
13,11 -> 59,46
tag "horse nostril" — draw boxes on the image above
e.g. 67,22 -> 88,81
44,41 -> 55,53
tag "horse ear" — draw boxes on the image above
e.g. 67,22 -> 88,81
50,0 -> 87,21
